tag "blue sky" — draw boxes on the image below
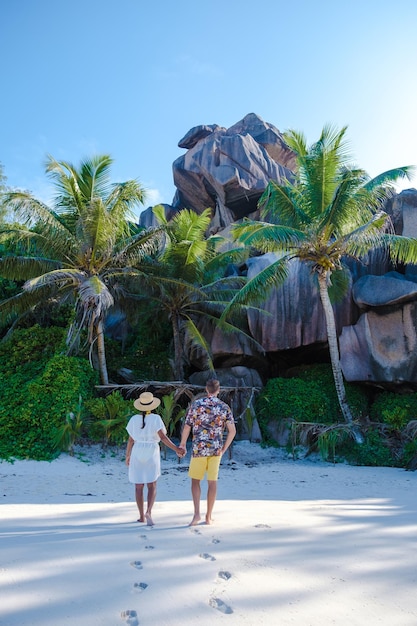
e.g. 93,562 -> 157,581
2,0 -> 417,220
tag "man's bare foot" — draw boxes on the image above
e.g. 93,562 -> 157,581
188,514 -> 201,526
145,513 -> 154,527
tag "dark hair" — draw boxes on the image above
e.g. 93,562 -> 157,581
206,378 -> 220,393
141,414 -> 146,429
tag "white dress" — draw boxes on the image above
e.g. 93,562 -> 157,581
126,412 -> 166,484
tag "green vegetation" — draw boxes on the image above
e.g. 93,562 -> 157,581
134,206 -> 257,380
228,125 -> 417,440
256,365 -> 417,467
370,391 -> 417,429
158,390 -> 186,459
1,145 -> 417,466
86,391 -> 133,447
0,155 -> 163,384
0,326 -> 97,460
256,364 -> 368,432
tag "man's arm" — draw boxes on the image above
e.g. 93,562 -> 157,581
179,423 -> 191,452
221,421 -> 236,456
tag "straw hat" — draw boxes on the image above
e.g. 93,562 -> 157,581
134,391 -> 161,412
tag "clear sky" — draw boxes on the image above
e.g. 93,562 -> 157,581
2,0 -> 417,220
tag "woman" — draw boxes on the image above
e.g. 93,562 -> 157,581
126,391 -> 183,525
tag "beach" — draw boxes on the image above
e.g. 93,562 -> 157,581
1,442 -> 417,626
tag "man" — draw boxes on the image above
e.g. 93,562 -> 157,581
179,378 -> 236,526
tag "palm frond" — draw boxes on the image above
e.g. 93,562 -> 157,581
106,179 -> 146,225
341,212 -> 390,257
204,246 -> 249,275
221,255 -> 290,320
0,255 -> 63,281
327,267 -> 352,303
365,166 -> 415,192
298,125 -> 350,216
78,275 -> 114,312
259,180 -> 309,226
183,317 -> 215,372
0,284 -> 62,323
170,207 -> 211,242
318,168 -> 370,236
152,203 -> 169,225
78,155 -> 113,202
45,155 -> 85,214
384,234 -> 417,266
24,268 -> 85,291
115,226 -> 165,266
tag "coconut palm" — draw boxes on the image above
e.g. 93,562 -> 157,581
226,125 -> 417,441
134,205 -> 260,380
0,155 -> 164,384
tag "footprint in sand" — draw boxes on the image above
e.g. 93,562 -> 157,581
254,523 -> 271,528
144,545 -> 154,550
211,538 -> 220,544
190,527 -> 202,535
209,597 -> 233,614
199,552 -> 216,561
121,609 -> 139,625
139,534 -> 147,540
130,561 -> 143,570
133,582 -> 148,593
218,570 -> 232,581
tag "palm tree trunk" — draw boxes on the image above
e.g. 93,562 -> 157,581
317,271 -> 363,443
96,320 -> 109,385
171,313 -> 184,381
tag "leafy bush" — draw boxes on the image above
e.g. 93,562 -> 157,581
0,326 -> 98,460
52,396 -> 86,455
86,391 -> 133,446
338,429 -> 395,467
370,391 -> 417,429
158,391 -> 185,458
402,439 -> 417,468
256,364 -> 369,433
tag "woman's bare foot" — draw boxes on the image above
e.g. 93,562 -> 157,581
137,517 -> 145,523
188,514 -> 201,526
145,512 -> 154,526
205,516 -> 214,525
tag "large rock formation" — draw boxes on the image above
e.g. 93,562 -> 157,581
340,271 -> 417,382
139,113 -> 417,387
172,114 -> 297,232
139,113 -> 296,232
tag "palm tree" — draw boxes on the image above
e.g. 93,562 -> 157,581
226,125 -> 417,441
134,205 -> 259,380
0,155 -> 164,384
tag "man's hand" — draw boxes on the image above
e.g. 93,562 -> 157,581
178,445 -> 187,458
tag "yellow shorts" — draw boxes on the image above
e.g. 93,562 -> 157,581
188,455 -> 221,481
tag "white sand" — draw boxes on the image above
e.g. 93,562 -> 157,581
1,442 -> 417,626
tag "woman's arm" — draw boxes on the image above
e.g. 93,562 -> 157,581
158,430 -> 185,457
125,436 -> 134,466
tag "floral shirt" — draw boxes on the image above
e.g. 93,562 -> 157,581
185,395 -> 234,457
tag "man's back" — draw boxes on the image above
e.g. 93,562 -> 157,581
185,395 -> 233,457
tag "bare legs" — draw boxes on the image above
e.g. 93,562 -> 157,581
189,478 -> 202,526
145,481 -> 157,526
206,480 -> 217,525
135,484 -> 145,522
135,481 -> 157,525
189,478 -> 217,526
